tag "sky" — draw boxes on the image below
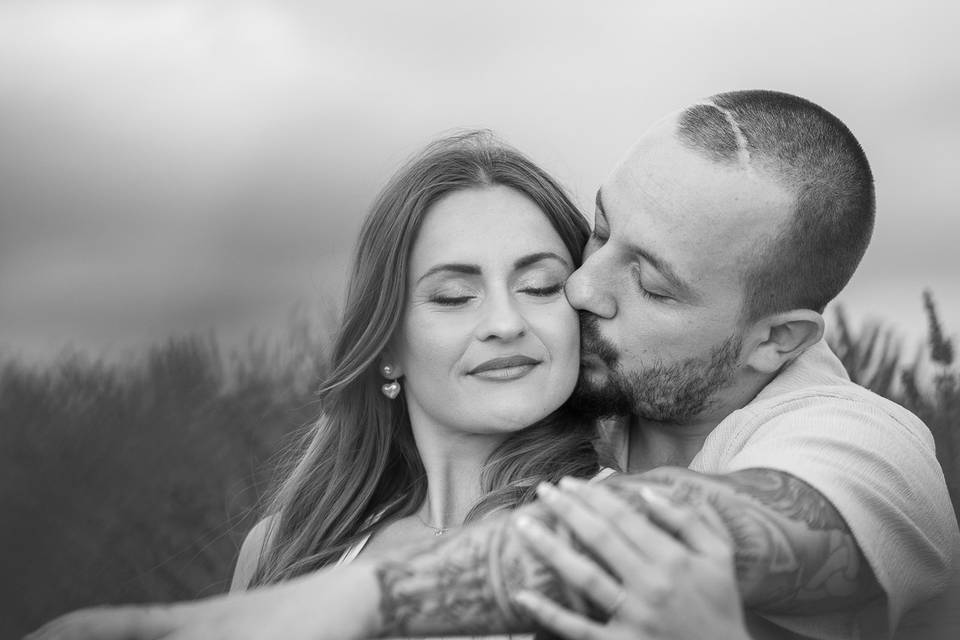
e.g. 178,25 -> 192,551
1,0 -> 958,363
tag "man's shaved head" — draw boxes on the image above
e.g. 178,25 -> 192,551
676,90 -> 875,319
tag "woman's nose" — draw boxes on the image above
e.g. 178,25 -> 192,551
475,293 -> 527,341
564,253 -> 617,318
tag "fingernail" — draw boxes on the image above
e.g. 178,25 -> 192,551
640,485 -> 671,505
515,514 -> 546,541
558,476 -> 586,491
516,513 -> 539,531
515,513 -> 535,531
513,590 -> 534,610
536,481 -> 557,500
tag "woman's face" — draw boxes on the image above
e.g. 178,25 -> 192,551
392,185 -> 580,437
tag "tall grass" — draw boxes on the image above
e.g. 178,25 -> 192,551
0,311 -> 331,638
828,290 -> 960,519
1,295 -> 957,638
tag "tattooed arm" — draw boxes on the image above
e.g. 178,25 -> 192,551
618,467 -> 882,612
371,466 -> 881,636
26,466 -> 882,640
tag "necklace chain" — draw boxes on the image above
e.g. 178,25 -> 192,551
415,513 -> 450,536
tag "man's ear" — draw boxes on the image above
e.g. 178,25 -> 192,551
743,309 -> 824,374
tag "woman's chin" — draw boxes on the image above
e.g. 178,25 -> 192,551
466,398 -> 566,434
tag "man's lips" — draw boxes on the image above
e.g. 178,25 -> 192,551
468,355 -> 541,377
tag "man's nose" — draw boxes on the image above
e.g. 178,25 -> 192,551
564,253 -> 617,318
474,293 -> 527,341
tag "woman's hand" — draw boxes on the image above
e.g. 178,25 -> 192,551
513,478 -> 751,640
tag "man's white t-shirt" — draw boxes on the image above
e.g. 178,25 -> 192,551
608,339 -> 959,639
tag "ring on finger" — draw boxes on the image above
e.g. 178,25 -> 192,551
605,587 -> 626,618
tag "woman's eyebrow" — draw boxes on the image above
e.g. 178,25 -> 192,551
416,252 -> 569,285
415,263 -> 480,285
514,251 -> 571,270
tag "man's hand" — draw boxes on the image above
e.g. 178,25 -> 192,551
512,479 -> 751,640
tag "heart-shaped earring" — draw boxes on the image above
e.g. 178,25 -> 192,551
381,380 -> 401,399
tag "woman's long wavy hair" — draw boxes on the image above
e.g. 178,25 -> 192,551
252,131 -> 599,585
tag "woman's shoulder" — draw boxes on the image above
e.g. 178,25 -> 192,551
230,514 -> 279,593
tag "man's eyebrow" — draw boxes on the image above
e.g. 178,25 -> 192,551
416,263 -> 480,285
597,189 -> 696,301
514,251 -> 571,271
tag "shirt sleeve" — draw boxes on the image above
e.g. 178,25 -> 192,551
721,393 -> 959,637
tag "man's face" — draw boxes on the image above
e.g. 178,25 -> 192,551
564,117 -> 794,424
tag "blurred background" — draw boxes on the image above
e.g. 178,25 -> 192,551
2,1 -> 958,637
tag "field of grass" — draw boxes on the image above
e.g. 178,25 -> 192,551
0,314 -> 333,639
1,296 -> 957,638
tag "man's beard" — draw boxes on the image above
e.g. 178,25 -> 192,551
569,314 -> 742,424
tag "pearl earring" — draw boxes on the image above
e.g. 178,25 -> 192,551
381,363 -> 400,399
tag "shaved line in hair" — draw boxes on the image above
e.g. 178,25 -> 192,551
693,100 -> 754,176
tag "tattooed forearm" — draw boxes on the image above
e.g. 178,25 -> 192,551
373,504 -> 562,636
371,466 -> 880,635
605,467 -> 882,613
720,468 -> 846,530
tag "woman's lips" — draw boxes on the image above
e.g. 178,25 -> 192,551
468,355 -> 541,380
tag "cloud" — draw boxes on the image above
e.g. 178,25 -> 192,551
1,0 -> 958,360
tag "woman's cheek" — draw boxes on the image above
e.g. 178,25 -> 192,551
535,302 -> 580,377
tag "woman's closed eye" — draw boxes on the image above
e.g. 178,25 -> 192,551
518,282 -> 564,297
429,293 -> 475,306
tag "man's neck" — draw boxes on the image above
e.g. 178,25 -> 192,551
624,368 -> 780,473
626,416 -> 718,473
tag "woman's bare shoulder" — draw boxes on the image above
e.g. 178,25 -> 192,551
230,514 -> 279,593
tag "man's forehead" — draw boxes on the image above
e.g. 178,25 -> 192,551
597,126 -> 794,288
619,110 -> 684,160
605,126 -> 793,224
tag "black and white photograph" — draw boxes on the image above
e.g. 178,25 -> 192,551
3,2 -> 959,639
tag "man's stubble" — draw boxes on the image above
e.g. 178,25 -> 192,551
569,313 -> 742,424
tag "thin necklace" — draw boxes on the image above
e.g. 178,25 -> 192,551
415,512 -> 451,536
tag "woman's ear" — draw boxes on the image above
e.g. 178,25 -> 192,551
742,309 -> 824,374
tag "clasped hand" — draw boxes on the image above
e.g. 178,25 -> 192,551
513,477 -> 751,640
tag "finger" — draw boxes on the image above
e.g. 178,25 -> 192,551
637,486 -> 732,556
550,522 -> 593,620
515,513 -> 624,612
566,480 -> 733,554
539,480 -> 679,575
557,480 -> 674,554
514,590 -> 604,640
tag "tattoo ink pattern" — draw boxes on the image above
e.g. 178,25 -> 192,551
372,466 -> 881,636
374,509 -> 560,636
723,468 -> 847,531
375,532 -> 508,636
608,467 -> 880,613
